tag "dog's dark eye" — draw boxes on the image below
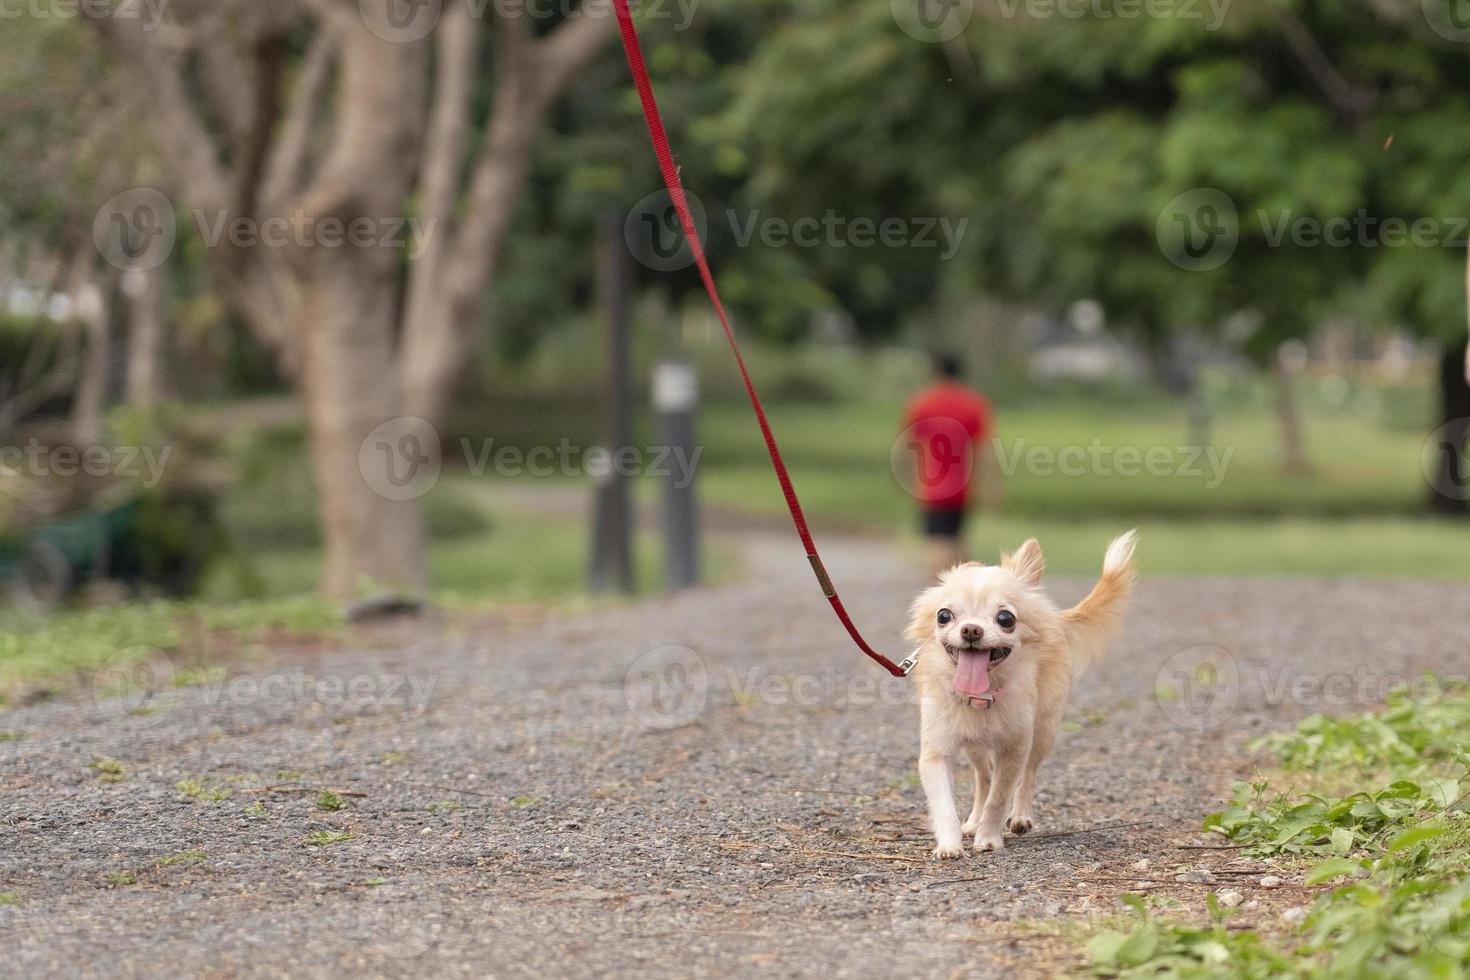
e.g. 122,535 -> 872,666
996,610 -> 1016,632
936,609 -> 953,626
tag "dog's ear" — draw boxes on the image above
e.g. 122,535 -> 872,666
1003,539 -> 1045,586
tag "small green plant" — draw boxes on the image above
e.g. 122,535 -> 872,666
305,830 -> 351,847
176,778 -> 232,802
0,892 -> 20,906
315,790 -> 346,812
427,801 -> 464,813
90,757 -> 128,782
243,801 -> 269,818
0,730 -> 24,741
1089,894 -> 1295,976
510,795 -> 538,807
159,850 -> 207,866
103,871 -> 137,888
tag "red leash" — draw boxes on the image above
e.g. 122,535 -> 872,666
611,0 -> 911,678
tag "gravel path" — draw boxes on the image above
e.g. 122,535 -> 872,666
3,533 -> 1467,978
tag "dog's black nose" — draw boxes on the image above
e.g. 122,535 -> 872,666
959,623 -> 983,643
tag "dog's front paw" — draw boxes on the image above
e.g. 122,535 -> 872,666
960,815 -> 980,835
973,833 -> 1005,853
932,840 -> 965,859
1006,816 -> 1034,836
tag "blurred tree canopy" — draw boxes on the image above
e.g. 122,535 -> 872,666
509,0 -> 1470,357
4,0 -> 1469,595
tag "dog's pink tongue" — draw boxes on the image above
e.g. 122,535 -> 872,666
953,651 -> 991,698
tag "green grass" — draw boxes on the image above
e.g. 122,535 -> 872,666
315,790 -> 346,812
175,777 -> 232,802
0,596 -> 342,705
2,349 -> 1461,705
455,348 -> 1464,578
1085,678 -> 1470,977
203,467 -> 727,601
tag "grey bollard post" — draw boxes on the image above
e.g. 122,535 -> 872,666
588,213 -> 636,593
654,360 -> 699,590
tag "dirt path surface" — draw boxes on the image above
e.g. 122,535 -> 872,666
4,534 -> 1468,978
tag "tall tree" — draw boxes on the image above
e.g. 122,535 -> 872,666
92,0 -> 612,597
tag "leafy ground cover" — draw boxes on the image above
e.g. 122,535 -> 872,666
1086,678 -> 1470,977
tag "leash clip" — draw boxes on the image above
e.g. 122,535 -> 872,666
898,653 -> 919,676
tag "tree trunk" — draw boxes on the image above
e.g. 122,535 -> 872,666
293,20 -> 429,601
298,268 -> 429,600
71,268 -> 119,446
1429,336 -> 1470,515
124,265 -> 166,409
1272,354 -> 1312,477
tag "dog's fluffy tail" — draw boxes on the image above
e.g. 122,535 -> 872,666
1061,530 -> 1137,672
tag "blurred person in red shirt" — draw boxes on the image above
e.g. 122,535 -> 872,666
901,354 -> 1001,575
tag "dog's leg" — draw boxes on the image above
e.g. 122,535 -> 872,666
974,735 -> 1030,853
960,746 -> 991,836
919,747 -> 964,859
1008,714 -> 1058,836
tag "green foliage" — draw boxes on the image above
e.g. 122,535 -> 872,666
315,790 -> 346,812
1253,678 -> 1470,771
1088,894 -> 1295,977
90,756 -> 127,782
1203,777 -> 1455,858
0,596 -> 341,704
175,778 -> 232,802
1087,678 -> 1470,978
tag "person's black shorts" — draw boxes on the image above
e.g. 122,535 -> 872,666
921,507 -> 967,538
